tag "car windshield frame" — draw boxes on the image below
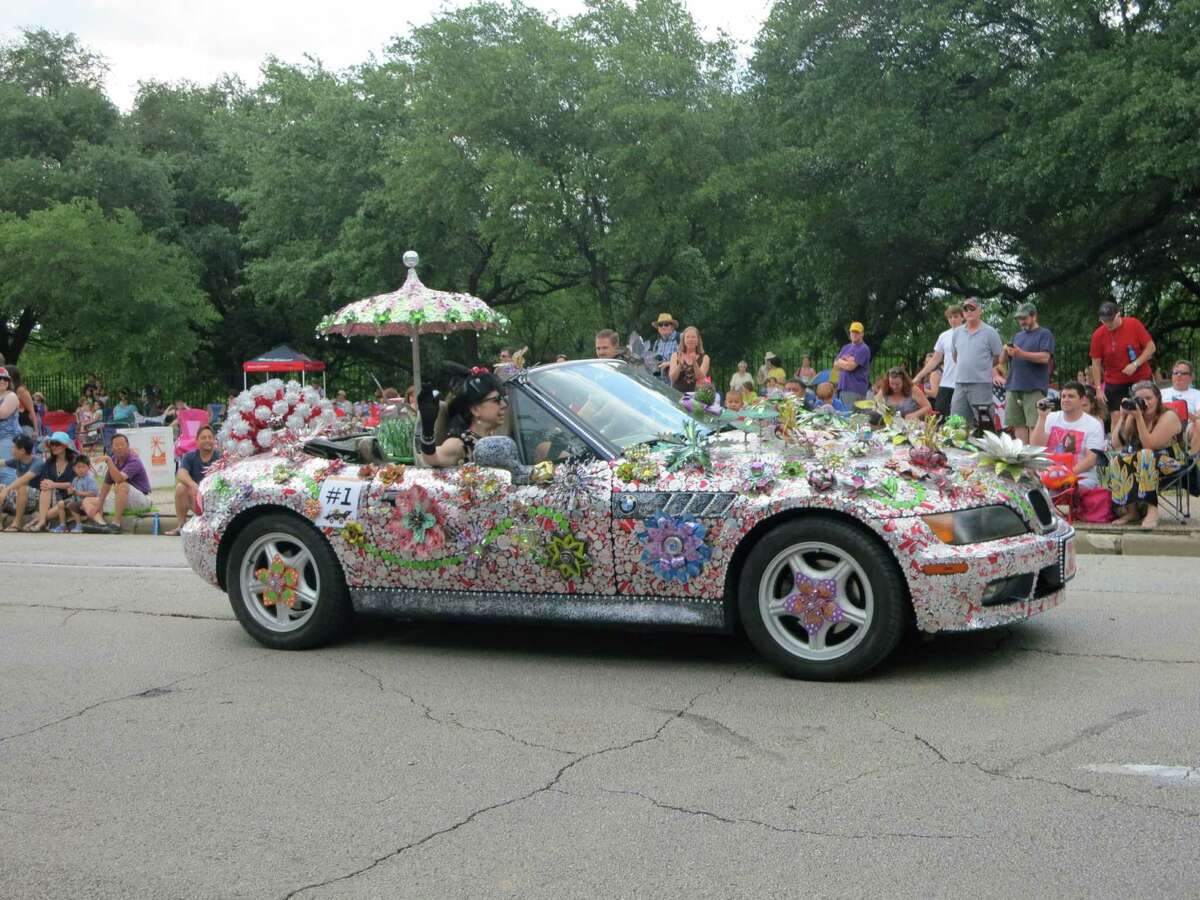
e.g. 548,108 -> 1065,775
519,359 -> 714,457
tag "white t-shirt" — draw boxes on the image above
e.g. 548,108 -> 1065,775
1161,386 -> 1200,417
1042,411 -> 1106,488
933,327 -> 958,389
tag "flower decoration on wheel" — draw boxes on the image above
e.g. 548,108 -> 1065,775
784,574 -> 844,636
639,513 -> 712,583
386,484 -> 447,559
255,554 -> 300,608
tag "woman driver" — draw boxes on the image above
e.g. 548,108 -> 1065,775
417,368 -> 508,467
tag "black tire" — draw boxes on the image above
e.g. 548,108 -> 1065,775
737,516 -> 908,680
225,512 -> 353,650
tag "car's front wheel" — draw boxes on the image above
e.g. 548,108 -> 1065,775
738,516 -> 908,680
225,512 -> 352,650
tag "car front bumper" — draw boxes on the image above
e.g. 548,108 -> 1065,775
906,518 -> 1076,633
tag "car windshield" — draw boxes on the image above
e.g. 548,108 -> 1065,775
526,360 -> 712,451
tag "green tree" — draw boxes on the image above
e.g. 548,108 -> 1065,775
0,199 -> 213,378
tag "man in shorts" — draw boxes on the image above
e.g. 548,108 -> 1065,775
999,302 -> 1055,443
1090,301 -> 1154,425
0,434 -> 43,531
82,433 -> 153,533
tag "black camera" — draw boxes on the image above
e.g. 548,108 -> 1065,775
1120,397 -> 1146,412
1037,397 -> 1060,412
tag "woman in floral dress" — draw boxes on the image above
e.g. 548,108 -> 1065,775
1106,381 -> 1185,530
417,369 -> 508,467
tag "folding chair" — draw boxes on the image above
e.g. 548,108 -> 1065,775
174,408 -> 211,459
1158,456 -> 1194,523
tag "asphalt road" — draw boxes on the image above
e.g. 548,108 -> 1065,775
2,536 -> 1198,900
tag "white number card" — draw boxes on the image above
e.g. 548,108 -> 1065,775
315,479 -> 363,529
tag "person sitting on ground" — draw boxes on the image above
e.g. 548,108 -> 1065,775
0,434 -> 44,530
1031,382 -> 1106,489
65,455 -> 98,533
417,369 -> 508,467
730,361 -> 755,394
82,433 -> 153,533
111,390 -> 138,426
1106,381 -> 1185,530
29,432 -> 76,532
813,381 -> 848,413
166,425 -> 221,536
874,367 -> 933,421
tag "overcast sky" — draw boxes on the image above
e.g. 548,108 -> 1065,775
2,0 -> 771,110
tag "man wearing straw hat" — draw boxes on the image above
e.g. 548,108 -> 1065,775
650,313 -> 680,382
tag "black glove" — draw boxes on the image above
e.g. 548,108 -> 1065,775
417,385 -> 440,454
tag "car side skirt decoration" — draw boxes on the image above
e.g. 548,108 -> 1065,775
350,588 -> 729,631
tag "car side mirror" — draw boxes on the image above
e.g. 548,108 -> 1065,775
473,435 -> 535,485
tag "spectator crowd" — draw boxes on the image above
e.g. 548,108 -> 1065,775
3,299 -> 1199,534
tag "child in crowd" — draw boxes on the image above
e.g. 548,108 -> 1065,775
65,455 -> 98,534
814,382 -> 849,413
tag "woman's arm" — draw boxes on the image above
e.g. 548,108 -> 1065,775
0,393 -> 18,418
699,355 -> 710,378
929,370 -> 941,393
1138,410 -> 1183,451
668,353 -> 682,383
905,390 -> 933,420
419,437 -> 465,468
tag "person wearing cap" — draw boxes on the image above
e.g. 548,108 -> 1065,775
998,302 -> 1055,443
833,322 -> 872,407
0,367 -> 23,488
950,299 -> 1004,424
26,430 -> 77,532
912,304 -> 964,419
650,313 -> 680,382
1090,301 -> 1155,421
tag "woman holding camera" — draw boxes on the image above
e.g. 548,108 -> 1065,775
1106,381 -> 1186,529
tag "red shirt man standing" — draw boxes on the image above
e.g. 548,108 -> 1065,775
1090,301 -> 1155,420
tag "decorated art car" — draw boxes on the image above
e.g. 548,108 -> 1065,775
183,360 -> 1075,680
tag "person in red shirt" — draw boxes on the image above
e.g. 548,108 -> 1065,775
1090,301 -> 1155,423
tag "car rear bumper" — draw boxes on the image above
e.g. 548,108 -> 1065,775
908,519 -> 1075,633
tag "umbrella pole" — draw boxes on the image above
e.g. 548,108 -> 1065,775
412,335 -> 422,394
243,371 -> 247,391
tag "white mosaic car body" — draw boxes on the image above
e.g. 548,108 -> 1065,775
184,360 -> 1075,679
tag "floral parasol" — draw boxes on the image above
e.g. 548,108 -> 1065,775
316,251 -> 509,391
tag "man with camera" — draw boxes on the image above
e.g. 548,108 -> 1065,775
998,302 -> 1055,443
1031,382 -> 1106,488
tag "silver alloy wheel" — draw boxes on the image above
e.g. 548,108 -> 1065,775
239,532 -> 321,633
758,541 -> 874,661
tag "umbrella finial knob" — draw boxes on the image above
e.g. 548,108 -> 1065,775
402,250 -> 419,269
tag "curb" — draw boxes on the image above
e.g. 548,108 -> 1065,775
1075,526 -> 1200,557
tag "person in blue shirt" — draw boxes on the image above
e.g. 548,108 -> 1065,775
1000,302 -> 1055,443
649,313 -> 680,382
0,434 -> 45,531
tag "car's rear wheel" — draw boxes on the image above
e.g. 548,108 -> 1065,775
226,513 -> 352,650
738,516 -> 908,680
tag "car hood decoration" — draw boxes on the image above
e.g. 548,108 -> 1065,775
185,382 -> 1068,636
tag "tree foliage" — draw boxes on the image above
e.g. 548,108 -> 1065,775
4,2 -> 1200,392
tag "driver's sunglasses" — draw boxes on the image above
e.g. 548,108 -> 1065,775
481,393 -> 508,407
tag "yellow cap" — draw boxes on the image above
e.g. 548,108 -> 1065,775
848,321 -> 864,334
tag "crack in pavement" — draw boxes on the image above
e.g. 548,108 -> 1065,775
0,661 -> 247,745
0,601 -> 232,622
872,716 -> 1200,822
1009,646 -> 1200,666
652,708 -> 790,761
598,787 -> 979,841
281,665 -> 751,899
336,660 -> 579,757
995,709 -> 1147,774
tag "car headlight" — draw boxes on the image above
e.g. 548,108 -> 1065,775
922,506 -> 1028,545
